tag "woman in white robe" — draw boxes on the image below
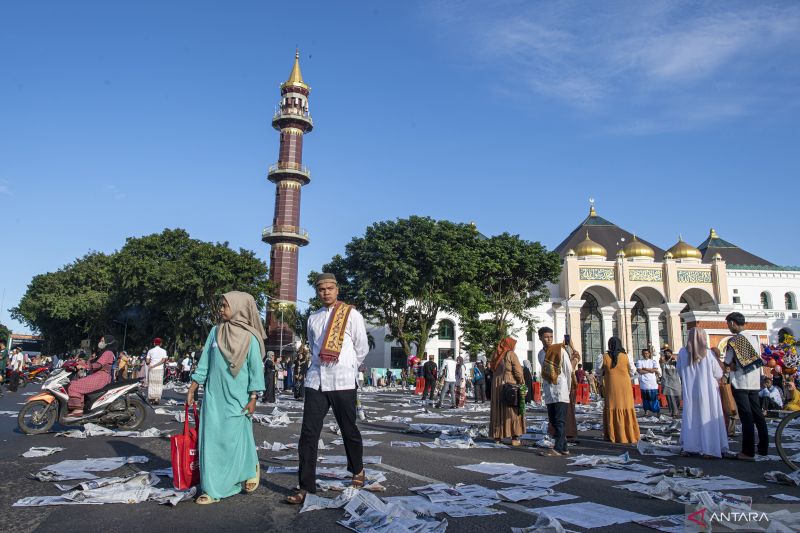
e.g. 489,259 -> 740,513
677,327 -> 729,458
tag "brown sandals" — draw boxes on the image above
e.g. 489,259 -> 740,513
285,490 -> 307,505
351,470 -> 366,488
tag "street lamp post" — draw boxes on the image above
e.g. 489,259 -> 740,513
616,238 -> 629,352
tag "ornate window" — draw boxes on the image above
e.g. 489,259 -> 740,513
580,294 -> 603,364
631,295 -> 650,359
786,293 -> 797,311
438,319 -> 455,340
761,292 -> 772,310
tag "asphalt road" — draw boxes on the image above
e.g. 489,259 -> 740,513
0,381 -> 796,533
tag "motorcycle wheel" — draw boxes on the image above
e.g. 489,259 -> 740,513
18,400 -> 57,435
20,375 -> 29,388
116,396 -> 147,430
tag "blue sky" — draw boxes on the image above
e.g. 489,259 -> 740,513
2,1 -> 799,332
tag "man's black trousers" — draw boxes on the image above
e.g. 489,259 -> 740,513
298,386 -> 363,493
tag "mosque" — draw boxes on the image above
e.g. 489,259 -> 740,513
365,202 -> 800,373
260,53 -> 800,371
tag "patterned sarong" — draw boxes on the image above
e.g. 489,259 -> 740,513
319,303 -> 353,365
148,366 -> 164,401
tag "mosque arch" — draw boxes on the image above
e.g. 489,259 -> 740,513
580,292 -> 604,363
631,287 -> 667,352
580,285 -> 617,307
785,292 -> 796,311
630,295 -> 650,358
679,287 -> 716,311
761,291 -> 773,310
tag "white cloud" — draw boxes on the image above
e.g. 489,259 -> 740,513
0,181 -> 10,195
424,1 -> 800,132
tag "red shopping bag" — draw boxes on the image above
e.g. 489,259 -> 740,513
170,404 -> 200,490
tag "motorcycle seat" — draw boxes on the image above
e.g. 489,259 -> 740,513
84,379 -> 141,409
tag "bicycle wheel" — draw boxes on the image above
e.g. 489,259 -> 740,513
775,410 -> 800,471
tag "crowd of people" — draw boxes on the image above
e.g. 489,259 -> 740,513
3,274 -> 798,506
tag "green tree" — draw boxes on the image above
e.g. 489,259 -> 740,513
13,229 -> 274,353
310,217 -> 481,360
458,233 -> 561,354
0,322 -> 12,344
112,229 -> 273,353
12,252 -> 114,352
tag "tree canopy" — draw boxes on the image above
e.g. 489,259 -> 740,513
309,217 -> 561,361
12,229 -> 273,353
310,217 -> 481,359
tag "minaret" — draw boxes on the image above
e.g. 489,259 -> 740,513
262,51 -> 312,352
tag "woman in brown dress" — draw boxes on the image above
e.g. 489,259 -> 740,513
600,336 -> 640,444
489,337 -> 526,446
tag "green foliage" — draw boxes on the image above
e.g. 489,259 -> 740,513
310,216 -> 482,359
12,252 -> 114,351
457,233 -> 561,356
0,322 -> 12,344
12,229 -> 273,353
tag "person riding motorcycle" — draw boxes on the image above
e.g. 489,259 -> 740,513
67,335 -> 117,416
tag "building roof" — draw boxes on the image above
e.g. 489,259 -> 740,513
697,228 -> 774,267
554,205 -> 666,260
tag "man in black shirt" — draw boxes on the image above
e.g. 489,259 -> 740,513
422,353 -> 437,402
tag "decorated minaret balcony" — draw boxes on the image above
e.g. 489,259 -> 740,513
267,161 -> 311,185
261,224 -> 310,246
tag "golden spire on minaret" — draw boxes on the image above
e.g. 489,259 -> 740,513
282,49 -> 309,91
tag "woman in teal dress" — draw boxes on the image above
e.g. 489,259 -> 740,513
186,291 -> 266,504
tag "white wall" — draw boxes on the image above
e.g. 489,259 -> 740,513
728,269 -> 800,342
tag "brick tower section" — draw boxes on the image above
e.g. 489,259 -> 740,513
262,51 -> 313,353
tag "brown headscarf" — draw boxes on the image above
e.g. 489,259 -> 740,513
686,327 -> 709,364
490,337 -> 517,372
216,291 -> 267,378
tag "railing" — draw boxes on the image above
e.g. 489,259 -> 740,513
273,109 -> 313,124
268,162 -> 311,176
262,225 -> 309,239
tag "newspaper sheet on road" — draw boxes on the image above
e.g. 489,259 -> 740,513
33,456 -> 149,481
536,501 -> 651,528
22,447 -> 65,458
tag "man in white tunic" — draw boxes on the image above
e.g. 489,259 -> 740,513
723,312 -> 768,460
288,273 -> 369,505
677,327 -> 728,457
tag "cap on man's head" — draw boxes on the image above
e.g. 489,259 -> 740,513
725,312 -> 746,326
315,273 -> 337,286
153,338 -> 163,346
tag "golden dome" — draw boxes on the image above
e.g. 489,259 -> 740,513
575,230 -> 607,258
667,237 -> 702,260
622,236 -> 655,258
664,251 -> 674,259
566,249 -> 576,257
282,50 -> 309,91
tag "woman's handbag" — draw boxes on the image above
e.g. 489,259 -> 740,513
502,383 -> 521,407
719,378 -> 737,417
171,404 -> 200,490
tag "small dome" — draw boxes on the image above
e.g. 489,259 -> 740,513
667,237 -> 702,260
622,236 -> 655,259
566,249 -> 576,257
616,249 -> 626,258
664,251 -> 674,259
575,230 -> 607,258
713,252 -> 723,261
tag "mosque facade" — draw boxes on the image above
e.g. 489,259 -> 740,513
363,204 -> 800,373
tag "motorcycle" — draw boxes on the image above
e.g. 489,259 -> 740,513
17,361 -> 148,435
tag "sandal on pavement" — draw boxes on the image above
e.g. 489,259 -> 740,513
539,449 -> 561,457
736,453 -> 755,462
285,490 -> 307,505
196,494 -> 219,505
510,439 -> 522,447
245,463 -> 260,493
351,469 -> 366,488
